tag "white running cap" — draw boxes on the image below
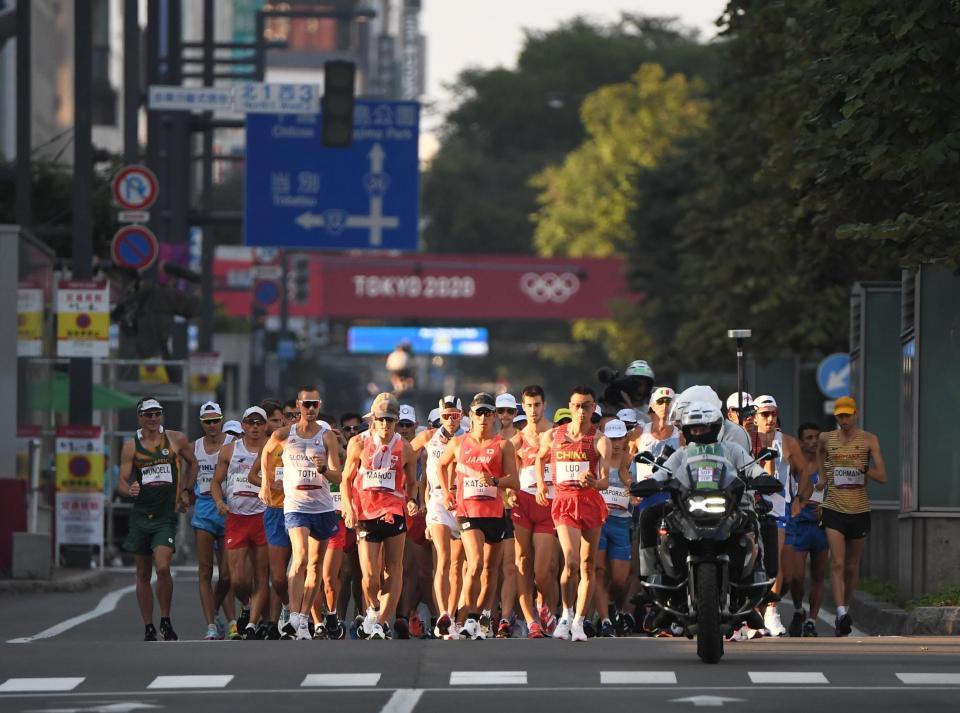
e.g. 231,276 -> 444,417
754,394 -> 778,411
199,401 -> 222,418
242,406 -> 267,421
726,392 -> 754,410
616,408 -> 638,424
495,393 -> 518,410
399,405 -> 417,423
138,398 -> 162,413
604,419 -> 628,439
427,408 -> 441,424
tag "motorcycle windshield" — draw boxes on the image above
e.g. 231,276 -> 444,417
681,445 -> 735,492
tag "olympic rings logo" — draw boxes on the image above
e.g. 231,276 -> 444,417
519,272 -> 580,303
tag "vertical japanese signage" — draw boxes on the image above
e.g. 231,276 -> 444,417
17,283 -> 45,356
56,280 -> 110,357
189,352 -> 223,403
55,426 -> 105,547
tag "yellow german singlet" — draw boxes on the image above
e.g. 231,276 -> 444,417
823,430 -> 870,514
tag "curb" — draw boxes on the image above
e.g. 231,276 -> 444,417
0,569 -> 113,594
850,589 -> 960,636
904,606 -> 960,635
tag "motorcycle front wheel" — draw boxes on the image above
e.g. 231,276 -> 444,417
695,562 -> 723,664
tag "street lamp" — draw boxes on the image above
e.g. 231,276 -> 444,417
727,329 -> 752,416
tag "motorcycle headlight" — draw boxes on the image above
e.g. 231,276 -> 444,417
686,494 -> 727,515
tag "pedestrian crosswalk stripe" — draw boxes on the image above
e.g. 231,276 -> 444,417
450,671 -> 527,685
601,671 -> 677,684
147,675 -> 234,689
0,678 -> 85,692
897,673 -> 960,685
301,674 -> 381,687
749,672 -> 829,684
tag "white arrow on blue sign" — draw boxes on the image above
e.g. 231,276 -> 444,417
816,352 -> 851,399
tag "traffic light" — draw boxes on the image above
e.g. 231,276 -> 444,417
322,60 -> 356,147
288,254 -> 310,305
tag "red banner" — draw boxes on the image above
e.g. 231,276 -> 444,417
214,251 -> 628,321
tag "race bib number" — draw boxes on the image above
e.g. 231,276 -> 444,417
196,466 -> 215,494
519,465 -> 538,491
809,487 -> 825,504
603,485 -> 630,511
331,490 -> 343,512
274,467 -> 284,480
462,477 -> 497,500
362,467 -> 396,492
141,463 -> 173,486
290,466 -> 322,490
555,460 -> 588,484
834,467 -> 865,488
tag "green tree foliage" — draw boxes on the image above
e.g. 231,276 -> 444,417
422,15 -> 714,255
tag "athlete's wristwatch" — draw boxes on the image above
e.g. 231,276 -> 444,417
317,463 -> 328,475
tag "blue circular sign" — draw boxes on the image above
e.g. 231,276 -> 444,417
254,280 -> 280,307
111,225 -> 159,271
817,352 -> 851,399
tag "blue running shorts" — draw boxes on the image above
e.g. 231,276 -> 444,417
284,510 -> 340,541
191,496 -> 225,538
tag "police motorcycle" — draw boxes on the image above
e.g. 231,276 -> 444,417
629,401 -> 782,664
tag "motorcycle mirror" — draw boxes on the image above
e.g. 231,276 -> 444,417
756,448 -> 778,463
629,479 -> 662,498
634,450 -> 656,465
749,475 -> 783,496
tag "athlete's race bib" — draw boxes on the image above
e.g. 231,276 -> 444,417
331,490 -> 343,512
834,467 -> 865,488
141,463 -> 173,486
362,467 -> 397,492
196,466 -> 215,494
555,460 -> 588,485
602,485 -> 630,511
291,465 -> 322,490
809,487 -> 825,504
461,475 -> 497,500
275,467 -> 284,479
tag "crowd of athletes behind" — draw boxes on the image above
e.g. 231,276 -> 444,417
117,358 -> 885,642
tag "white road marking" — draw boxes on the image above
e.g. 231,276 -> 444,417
670,695 -> 744,707
380,689 -> 424,713
748,672 -> 829,684
602,671 -> 677,684
0,678 -> 85,692
301,674 -> 381,687
449,671 -> 527,685
897,673 -> 960,685
7,584 -> 137,644
147,675 -> 233,689
23,703 -> 161,713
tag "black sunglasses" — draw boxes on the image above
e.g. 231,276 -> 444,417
299,400 -> 321,409
283,411 -> 299,419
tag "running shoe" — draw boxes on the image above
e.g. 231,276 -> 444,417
362,608 -> 379,638
159,618 -> 178,642
539,604 -> 557,635
641,607 -> 658,634
583,618 -> 596,638
325,614 -> 345,640
279,604 -> 290,631
368,623 -> 387,640
764,607 -> 786,637
511,618 -> 527,638
478,612 -> 492,639
802,619 -> 818,637
600,619 -> 616,637
382,623 -> 394,640
214,614 -> 226,640
227,620 -> 240,640
434,613 -> 452,639
353,614 -> 366,640
144,623 -> 157,641
295,619 -> 311,640
236,607 -> 250,633
255,622 -> 269,640
266,622 -> 281,640
462,618 -> 482,640
616,611 -> 635,637
553,618 -> 571,640
496,619 -> 512,638
280,620 -> 296,640
570,619 -> 588,642
835,613 -> 853,637
393,617 -> 410,639
203,624 -> 219,640
527,621 -> 545,639
242,624 -> 258,640
408,613 -> 425,639
312,620 -> 326,640
448,621 -> 462,640
788,610 -> 805,638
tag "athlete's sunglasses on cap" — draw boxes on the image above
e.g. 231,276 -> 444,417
299,400 -> 321,409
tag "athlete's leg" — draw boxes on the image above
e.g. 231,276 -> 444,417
480,539 -> 503,614
825,528 -> 848,608
533,532 -> 560,614
287,527 -> 310,614
449,539 -> 465,616
788,545 -> 807,610
228,547 -> 252,613
594,548 -> 611,622
499,538 -> 517,621
358,538 -> 384,611
842,537 -> 866,607
214,537 -> 235,620
250,546 -> 269,623
575,527 -> 602,618
196,529 -> 217,625
771,528 -> 788,595
513,525 -> 538,623
555,524 -> 581,614
809,548 -> 828,619
458,529 -> 484,619
415,543 -> 437,617
430,524 -> 453,616
302,536 -> 326,616
134,553 -> 154,625
379,534 -> 406,624
153,546 -> 174,618
609,558 -> 631,612
322,545 -> 344,615
267,544 -> 290,620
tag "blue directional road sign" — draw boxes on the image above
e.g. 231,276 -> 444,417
244,101 -> 420,251
817,352 -> 851,399
253,280 -> 280,308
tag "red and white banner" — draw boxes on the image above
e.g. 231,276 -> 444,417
214,250 -> 628,320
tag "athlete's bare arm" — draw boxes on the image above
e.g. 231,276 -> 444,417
590,435 -> 611,490
865,432 -> 887,483
211,442 -> 236,516
167,431 -> 196,511
117,440 -> 138,497
494,439 -> 520,490
534,429 -> 554,506
402,441 -> 419,515
816,432 -> 829,487
340,437 -> 362,528
437,436 -> 460,508
257,444 -> 274,504
322,429 -> 343,484
410,428 -> 434,454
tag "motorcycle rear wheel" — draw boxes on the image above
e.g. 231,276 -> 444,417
695,563 -> 724,663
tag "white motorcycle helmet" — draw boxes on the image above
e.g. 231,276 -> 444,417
680,400 -> 724,444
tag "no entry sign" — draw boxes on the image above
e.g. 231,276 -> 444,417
112,225 -> 159,272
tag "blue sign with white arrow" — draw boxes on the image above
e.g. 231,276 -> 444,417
244,101 -> 420,251
817,352 -> 851,399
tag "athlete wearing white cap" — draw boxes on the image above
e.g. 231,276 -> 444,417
596,419 -> 635,636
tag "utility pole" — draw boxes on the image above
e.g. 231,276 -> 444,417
70,0 -> 94,425
15,0 -> 31,227
122,0 -> 139,167
198,0 -> 215,353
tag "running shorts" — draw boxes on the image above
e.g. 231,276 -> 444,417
285,510 -> 340,541
458,516 -> 506,544
123,509 -> 178,555
263,506 -> 291,548
502,509 -> 515,540
225,512 -> 267,550
511,490 -> 556,535
820,508 -> 871,540
405,513 -> 428,546
191,496 -> 225,538
552,489 -> 607,531
425,498 -> 460,537
356,515 -> 407,543
785,518 -> 828,553
328,518 -> 347,550
599,514 -> 632,561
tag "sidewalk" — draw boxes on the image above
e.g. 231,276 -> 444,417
0,568 -> 113,594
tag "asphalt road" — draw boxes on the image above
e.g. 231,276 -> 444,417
1,570 -> 958,713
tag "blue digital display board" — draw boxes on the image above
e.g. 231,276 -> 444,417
347,327 -> 489,356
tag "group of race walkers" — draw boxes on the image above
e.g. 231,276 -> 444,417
117,359 -> 886,643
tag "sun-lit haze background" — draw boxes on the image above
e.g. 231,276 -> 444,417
417,1 -> 727,157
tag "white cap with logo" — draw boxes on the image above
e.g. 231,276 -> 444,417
753,394 -> 778,411
616,408 -> 638,425
726,392 -> 754,410
651,386 -> 676,403
242,406 -> 267,421
427,408 -> 441,424
495,393 -> 518,410
138,398 -> 163,413
603,419 -> 628,439
399,405 -> 417,423
199,401 -> 222,419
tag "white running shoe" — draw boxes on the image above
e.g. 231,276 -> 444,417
553,618 -> 572,640
295,619 -> 312,641
730,624 -> 752,642
446,621 -> 461,640
764,607 -> 786,637
368,623 -> 386,640
461,618 -> 482,640
203,624 -> 218,640
279,604 -> 290,630
362,608 -> 379,637
570,619 -> 588,642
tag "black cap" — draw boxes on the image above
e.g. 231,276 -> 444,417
470,392 -> 496,413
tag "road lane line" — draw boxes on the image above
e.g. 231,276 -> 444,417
148,675 -> 234,689
449,671 -> 527,685
897,673 -> 960,685
6,584 -> 137,644
601,671 -> 677,684
749,672 -> 829,684
380,688 -> 424,713
302,674 -> 381,687
0,678 -> 85,692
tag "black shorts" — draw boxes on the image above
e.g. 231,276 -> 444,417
458,516 -> 506,544
356,516 -> 406,543
502,509 -> 515,540
820,508 -> 871,540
